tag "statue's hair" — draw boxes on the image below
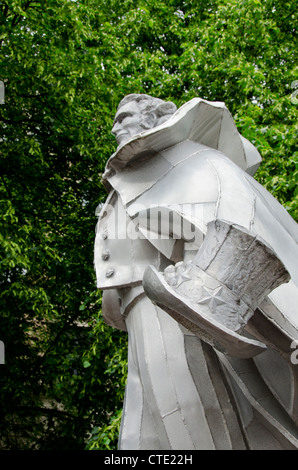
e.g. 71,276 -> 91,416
117,93 -> 177,127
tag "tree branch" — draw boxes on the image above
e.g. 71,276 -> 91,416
1,175 -> 13,200
16,405 -> 87,422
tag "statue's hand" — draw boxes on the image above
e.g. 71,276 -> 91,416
163,261 -> 192,287
143,220 -> 290,358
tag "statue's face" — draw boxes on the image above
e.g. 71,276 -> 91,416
112,101 -> 155,146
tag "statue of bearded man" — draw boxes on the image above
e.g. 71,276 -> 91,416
94,93 -> 298,450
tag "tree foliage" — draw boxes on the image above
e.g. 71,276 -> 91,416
0,0 -> 297,450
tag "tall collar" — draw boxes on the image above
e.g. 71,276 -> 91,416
102,98 -> 261,184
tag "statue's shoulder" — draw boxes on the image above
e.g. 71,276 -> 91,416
112,141 -> 256,209
159,140 -> 248,186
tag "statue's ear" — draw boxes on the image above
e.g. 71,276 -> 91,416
156,102 -> 177,116
142,112 -> 156,129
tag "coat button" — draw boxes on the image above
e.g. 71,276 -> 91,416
102,250 -> 110,261
105,268 -> 114,278
102,230 -> 108,240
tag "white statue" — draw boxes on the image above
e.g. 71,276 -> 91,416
94,94 -> 298,450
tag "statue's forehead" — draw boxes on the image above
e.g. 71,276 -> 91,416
115,100 -> 142,118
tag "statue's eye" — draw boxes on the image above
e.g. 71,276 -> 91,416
116,112 -> 133,124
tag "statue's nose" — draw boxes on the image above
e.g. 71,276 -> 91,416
111,121 -> 121,135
